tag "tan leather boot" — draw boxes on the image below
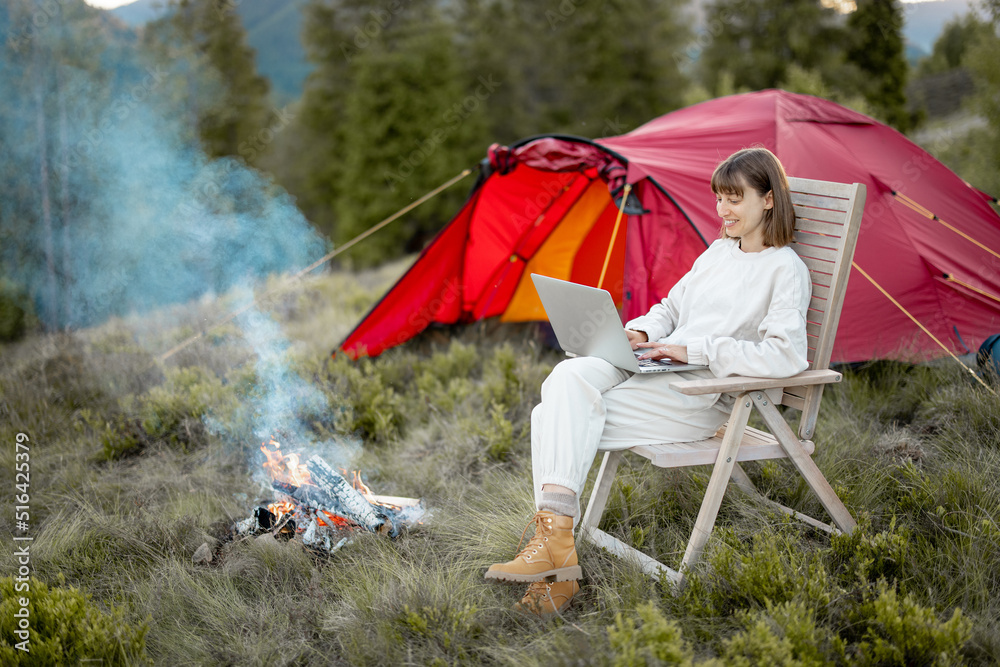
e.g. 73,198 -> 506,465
485,510 -> 582,583
515,580 -> 580,616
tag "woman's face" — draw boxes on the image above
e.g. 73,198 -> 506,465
715,180 -> 773,252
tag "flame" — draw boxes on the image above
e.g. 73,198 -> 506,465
258,438 -> 399,534
351,470 -> 373,499
261,438 -> 312,487
317,510 -> 352,529
267,500 -> 296,521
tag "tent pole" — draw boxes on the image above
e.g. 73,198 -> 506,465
598,183 -> 631,291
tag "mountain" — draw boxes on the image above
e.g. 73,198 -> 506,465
109,0 -> 310,103
901,0 -> 981,53
109,0 -> 167,24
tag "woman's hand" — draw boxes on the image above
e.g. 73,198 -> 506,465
635,342 -> 689,363
625,329 -> 648,349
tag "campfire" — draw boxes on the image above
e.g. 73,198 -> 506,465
232,438 -> 425,552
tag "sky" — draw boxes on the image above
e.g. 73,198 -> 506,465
84,0 -> 140,8
83,0 -> 949,9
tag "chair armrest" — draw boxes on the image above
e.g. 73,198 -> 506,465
669,369 -> 842,396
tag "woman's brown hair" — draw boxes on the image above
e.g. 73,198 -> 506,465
711,147 -> 795,248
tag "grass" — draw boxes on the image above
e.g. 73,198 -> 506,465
1,260 -> 999,665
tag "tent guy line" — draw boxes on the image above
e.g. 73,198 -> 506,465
851,261 -> 996,395
944,275 -> 1000,304
157,168 -> 474,364
892,190 -> 1000,261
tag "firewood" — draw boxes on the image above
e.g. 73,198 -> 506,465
368,494 -> 420,508
305,456 -> 387,534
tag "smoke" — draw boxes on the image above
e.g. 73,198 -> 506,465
1,3 -> 326,330
21,78 -> 326,328
1,3 -> 351,467
235,303 -> 361,488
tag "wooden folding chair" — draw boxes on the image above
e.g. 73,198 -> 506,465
579,177 -> 866,585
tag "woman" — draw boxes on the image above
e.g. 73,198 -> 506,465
484,147 -> 811,615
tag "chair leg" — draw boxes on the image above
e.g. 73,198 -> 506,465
731,460 -> 839,534
750,392 -> 857,534
729,463 -> 757,496
580,450 -> 623,533
679,394 -> 753,573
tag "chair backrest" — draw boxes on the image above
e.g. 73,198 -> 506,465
782,177 -> 867,439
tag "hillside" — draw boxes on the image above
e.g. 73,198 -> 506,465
2,258 -> 998,663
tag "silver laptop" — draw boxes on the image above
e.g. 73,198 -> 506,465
531,274 -> 708,374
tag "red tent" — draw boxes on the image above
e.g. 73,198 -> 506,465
339,90 -> 1000,362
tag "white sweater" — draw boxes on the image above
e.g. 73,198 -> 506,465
625,239 -> 811,379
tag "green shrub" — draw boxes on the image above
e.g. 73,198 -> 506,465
853,582 -> 971,666
0,576 -> 149,665
722,600 -> 847,666
678,529 -> 835,618
481,402 -> 515,462
830,515 -> 912,585
325,356 -> 406,444
606,601 -> 693,666
0,279 -> 33,342
480,343 -> 523,410
837,361 -> 942,427
420,340 -> 481,386
92,365 -> 239,459
392,603 -> 483,665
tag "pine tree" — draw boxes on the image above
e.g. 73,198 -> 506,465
846,0 -> 911,131
452,0 -> 537,143
454,0 -> 692,140
916,14 -> 992,77
958,0 -> 1000,195
540,0 -> 692,136
699,0 -> 849,96
146,0 -> 271,162
334,9 -> 487,265
284,0 -> 358,239
1,0 -> 121,331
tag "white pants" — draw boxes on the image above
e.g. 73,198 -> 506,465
531,356 -> 730,509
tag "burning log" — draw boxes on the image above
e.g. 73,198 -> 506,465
234,506 -> 277,536
305,456 -> 394,536
256,506 -> 276,530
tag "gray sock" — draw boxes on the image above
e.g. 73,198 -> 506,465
538,491 -> 579,519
